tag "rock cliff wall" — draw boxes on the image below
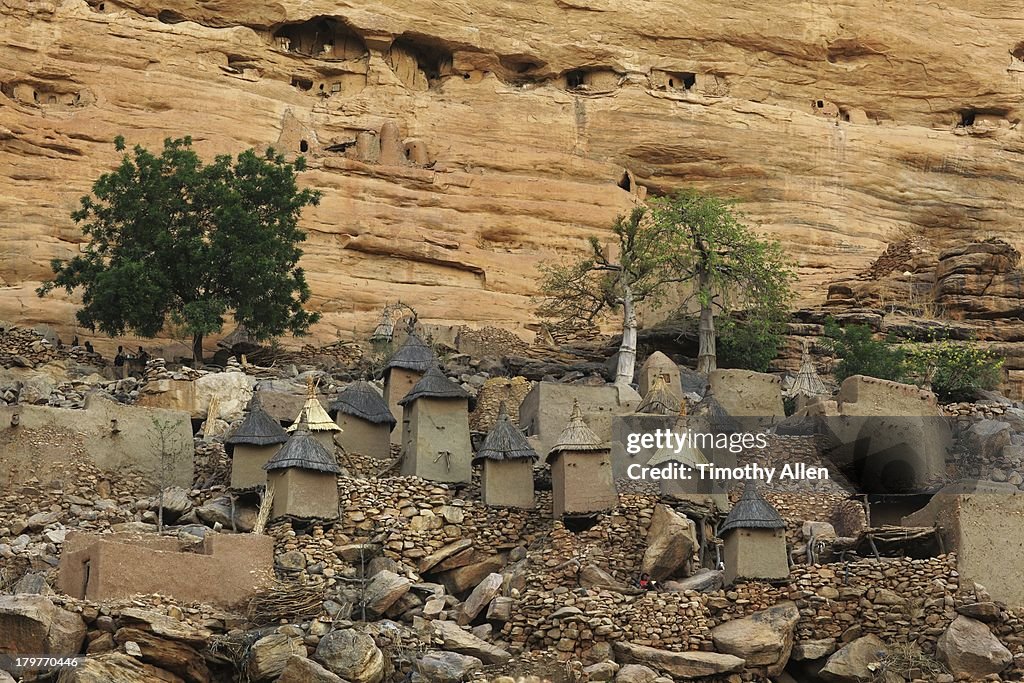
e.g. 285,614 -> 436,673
1,0 -> 1022,346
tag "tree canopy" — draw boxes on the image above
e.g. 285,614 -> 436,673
38,136 -> 322,363
538,189 -> 794,382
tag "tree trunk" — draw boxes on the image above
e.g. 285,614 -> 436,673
615,285 -> 638,387
697,271 -> 717,374
192,333 -> 204,367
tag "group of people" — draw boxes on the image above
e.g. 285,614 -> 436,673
113,345 -> 150,377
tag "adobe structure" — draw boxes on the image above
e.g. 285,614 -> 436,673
224,395 -> 289,490
286,377 -> 341,451
264,422 -> 342,522
545,400 -> 619,519
58,531 -> 274,609
720,482 -> 789,585
904,480 -> 1024,608
399,365 -> 473,484
472,402 -> 538,508
708,369 -> 785,431
382,331 -> 435,446
639,350 -> 683,397
519,381 -> 641,457
329,380 -> 396,459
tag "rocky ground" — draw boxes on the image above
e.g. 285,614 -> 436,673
2,316 -> 1024,683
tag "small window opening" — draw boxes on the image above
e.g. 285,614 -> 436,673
318,83 -> 324,91
331,82 -> 341,93
566,70 -> 585,89
816,100 -> 824,108
463,73 -> 471,80
47,95 -> 57,104
98,2 -> 104,9
681,72 -> 696,89
33,91 -> 39,103
299,140 -> 309,153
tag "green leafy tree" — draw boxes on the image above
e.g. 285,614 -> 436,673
646,190 -> 794,373
38,137 -> 321,363
537,190 -> 794,384
821,319 -> 908,382
717,314 -> 787,372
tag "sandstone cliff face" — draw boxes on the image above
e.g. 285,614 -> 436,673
1,0 -> 1022,347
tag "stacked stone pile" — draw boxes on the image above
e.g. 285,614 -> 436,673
457,326 -> 531,359
470,376 -> 533,432
0,324 -> 83,368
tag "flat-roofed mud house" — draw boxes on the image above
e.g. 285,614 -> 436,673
287,379 -> 341,451
224,396 -> 289,490
330,381 -> 396,459
264,422 -> 342,522
545,400 -> 619,519
720,482 -> 789,585
473,402 -> 538,508
399,365 -> 472,484
383,331 -> 435,446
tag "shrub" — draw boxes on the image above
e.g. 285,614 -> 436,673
717,315 -> 785,373
906,340 -> 1003,402
821,318 -> 908,383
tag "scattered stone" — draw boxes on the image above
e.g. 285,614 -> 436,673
314,629 -> 386,683
613,641 -> 744,678
415,651 -> 483,683
362,570 -> 412,616
819,634 -> 888,682
243,633 -> 307,682
711,601 -> 799,676
936,615 -> 1012,679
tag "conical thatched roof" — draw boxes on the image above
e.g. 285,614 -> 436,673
473,402 -> 538,464
647,410 -> 707,468
696,390 -> 741,434
398,365 -> 470,405
637,375 -> 682,415
225,395 -> 289,447
264,422 -> 342,474
330,381 -> 396,427
787,341 -> 828,399
719,482 -> 784,534
288,377 -> 342,434
384,331 -> 435,373
545,400 -> 606,463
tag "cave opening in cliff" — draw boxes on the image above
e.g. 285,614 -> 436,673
958,110 -> 976,127
668,72 -> 696,90
1013,42 -> 1024,61
618,171 -> 632,192
272,17 -> 368,60
290,76 -> 313,91
387,36 -> 454,89
566,70 -> 586,89
299,140 -> 309,153
158,10 -> 185,24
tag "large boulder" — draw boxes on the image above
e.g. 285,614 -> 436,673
457,572 -> 503,625
964,420 -> 1011,461
936,615 -> 1012,678
243,633 -> 307,682
579,564 -> 642,595
314,629 -> 385,683
415,651 -> 483,683
277,655 -> 346,683
614,664 -> 659,683
436,555 -> 506,595
418,539 -> 474,574
431,620 -> 512,664
193,371 -> 256,421
819,635 -> 888,682
362,570 -> 412,616
56,653 -> 183,683
113,627 -> 209,683
0,595 -> 86,657
613,641 -> 744,679
641,505 -> 696,581
149,487 -> 193,522
194,496 -> 257,532
711,601 -> 800,676
662,569 -> 723,593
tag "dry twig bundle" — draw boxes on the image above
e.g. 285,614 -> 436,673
246,580 -> 325,626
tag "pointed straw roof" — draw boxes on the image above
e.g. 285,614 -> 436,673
225,395 -> 289,447
264,421 -> 342,474
719,481 -> 785,534
288,377 -> 342,434
384,331 -> 436,373
787,340 -> 828,398
330,381 -> 396,427
637,375 -> 682,415
647,403 -> 706,468
473,402 -> 538,464
398,365 -> 470,405
545,400 -> 606,463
